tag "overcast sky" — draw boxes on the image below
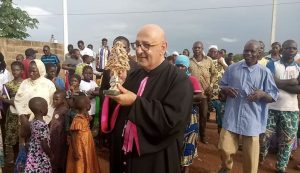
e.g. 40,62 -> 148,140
12,0 -> 300,54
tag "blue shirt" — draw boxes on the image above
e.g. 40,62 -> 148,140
220,61 -> 278,136
54,77 -> 65,90
41,54 -> 60,65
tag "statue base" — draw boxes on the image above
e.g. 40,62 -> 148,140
103,89 -> 120,96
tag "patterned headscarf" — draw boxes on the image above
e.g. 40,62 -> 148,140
175,55 -> 190,76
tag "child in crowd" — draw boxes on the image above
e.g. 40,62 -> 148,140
65,74 -> 81,132
50,90 -> 68,173
79,66 -> 99,118
0,61 -> 24,165
175,55 -> 204,173
24,97 -> 52,172
66,94 -> 100,173
75,55 -> 93,76
46,63 -> 65,90
15,54 -> 24,62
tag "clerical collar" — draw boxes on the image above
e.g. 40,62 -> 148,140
144,60 -> 168,77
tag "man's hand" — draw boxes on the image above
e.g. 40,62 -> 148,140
247,90 -> 266,102
222,87 -> 239,98
109,85 -> 137,106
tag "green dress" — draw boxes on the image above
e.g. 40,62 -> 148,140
4,80 -> 22,146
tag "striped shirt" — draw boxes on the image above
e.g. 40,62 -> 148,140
41,54 -> 60,65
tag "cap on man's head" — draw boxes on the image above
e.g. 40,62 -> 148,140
25,48 -> 37,57
208,45 -> 218,51
172,51 -> 179,56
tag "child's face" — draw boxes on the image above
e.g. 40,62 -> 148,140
87,56 -> 93,64
16,55 -> 24,62
11,65 -> 23,78
47,67 -> 56,79
82,68 -> 93,81
53,93 -> 64,108
70,77 -> 80,88
83,56 -> 92,64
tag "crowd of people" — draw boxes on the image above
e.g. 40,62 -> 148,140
0,24 -> 299,173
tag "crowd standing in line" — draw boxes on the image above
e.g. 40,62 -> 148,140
0,24 -> 299,173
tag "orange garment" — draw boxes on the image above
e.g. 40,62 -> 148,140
66,114 -> 100,173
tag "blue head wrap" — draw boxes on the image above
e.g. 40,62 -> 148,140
175,55 -> 190,76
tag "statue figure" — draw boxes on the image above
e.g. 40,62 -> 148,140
103,41 -> 130,96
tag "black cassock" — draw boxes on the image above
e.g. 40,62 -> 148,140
110,60 -> 193,173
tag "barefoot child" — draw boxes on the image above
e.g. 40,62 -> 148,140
50,90 -> 68,173
175,55 -> 204,173
0,61 -> 23,164
66,94 -> 100,173
24,97 -> 52,172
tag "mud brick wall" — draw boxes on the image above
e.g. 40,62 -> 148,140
0,38 -> 64,71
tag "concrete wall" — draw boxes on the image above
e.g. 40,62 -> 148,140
0,38 -> 64,71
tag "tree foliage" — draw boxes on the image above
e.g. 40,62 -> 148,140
0,0 -> 39,39
233,54 -> 243,62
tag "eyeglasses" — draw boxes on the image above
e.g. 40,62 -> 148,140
133,41 -> 161,51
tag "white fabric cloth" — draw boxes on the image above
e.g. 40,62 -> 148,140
79,80 -> 98,115
268,61 -> 300,111
0,69 -> 12,92
14,59 -> 56,124
80,47 -> 94,57
98,47 -> 110,69
208,45 -> 218,51
294,53 -> 300,61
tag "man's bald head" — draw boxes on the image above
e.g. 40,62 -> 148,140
137,24 -> 166,43
135,24 -> 168,71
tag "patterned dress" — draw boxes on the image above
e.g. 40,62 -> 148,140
211,59 -> 226,128
4,80 -> 22,146
25,120 -> 51,173
181,76 -> 202,166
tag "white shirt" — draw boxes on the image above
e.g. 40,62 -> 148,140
268,60 -> 300,111
0,69 -> 12,92
79,80 -> 98,115
80,47 -> 94,57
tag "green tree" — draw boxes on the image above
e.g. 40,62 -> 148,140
233,54 -> 243,62
0,0 -> 39,39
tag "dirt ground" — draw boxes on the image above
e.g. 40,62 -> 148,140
189,119 -> 300,173
4,113 -> 300,173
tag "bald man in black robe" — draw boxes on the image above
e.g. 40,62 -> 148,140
107,24 -> 193,173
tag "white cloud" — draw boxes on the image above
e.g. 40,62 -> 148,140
221,37 -> 238,43
21,6 -> 52,16
110,23 -> 128,30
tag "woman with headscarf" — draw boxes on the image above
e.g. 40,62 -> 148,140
175,55 -> 204,173
14,59 -> 56,173
15,59 -> 56,123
